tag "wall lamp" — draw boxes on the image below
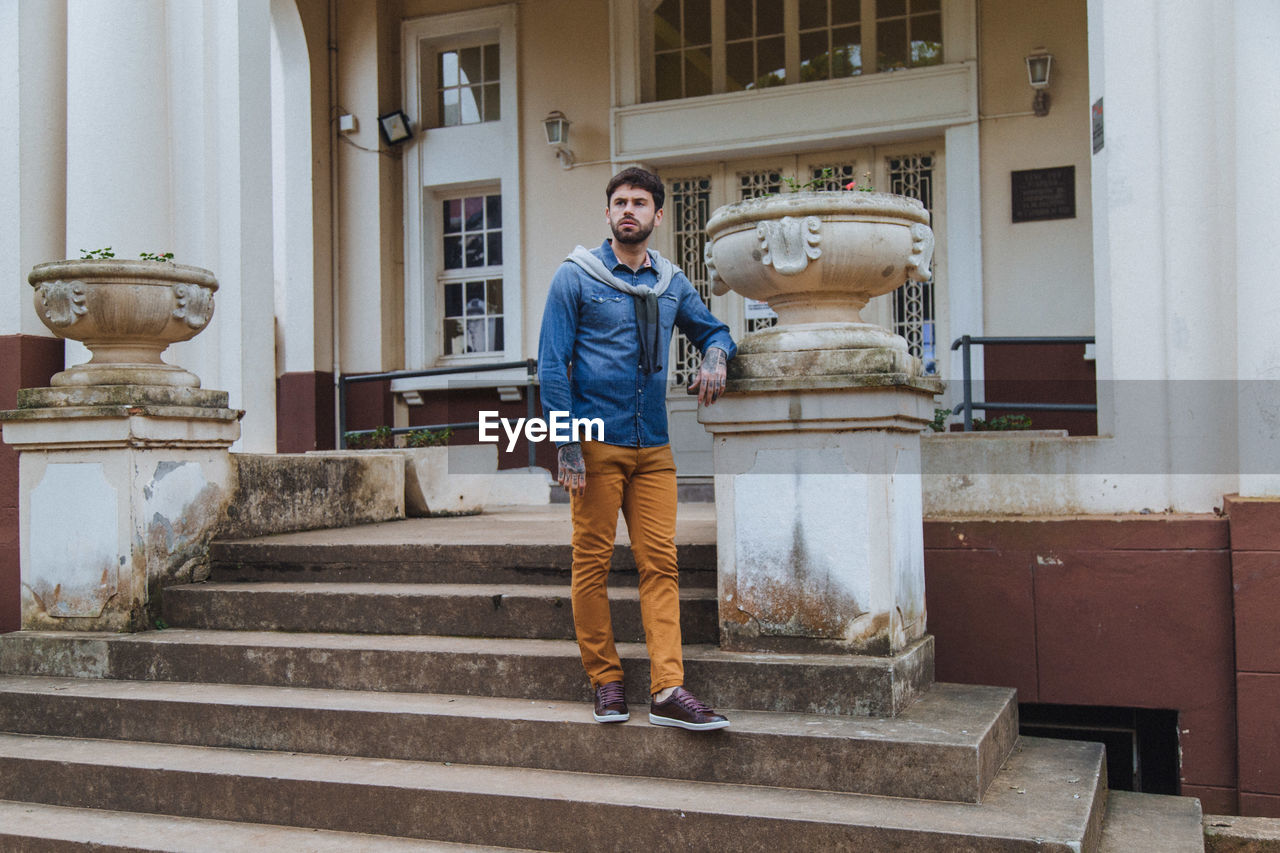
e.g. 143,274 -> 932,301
542,110 -> 574,169
1025,50 -> 1053,117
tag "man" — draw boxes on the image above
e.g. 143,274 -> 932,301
538,167 -> 736,731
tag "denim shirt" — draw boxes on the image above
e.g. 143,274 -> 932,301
537,240 -> 737,448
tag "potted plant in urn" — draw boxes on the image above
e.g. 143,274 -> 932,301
703,174 -> 936,384
27,248 -> 218,390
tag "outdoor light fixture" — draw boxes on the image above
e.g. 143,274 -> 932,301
1025,51 -> 1053,117
377,110 -> 413,145
542,110 -> 574,168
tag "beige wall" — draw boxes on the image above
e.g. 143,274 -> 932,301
978,0 -> 1093,336
518,0 -> 615,357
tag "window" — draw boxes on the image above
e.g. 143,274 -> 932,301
440,192 -> 504,355
887,153 -> 937,373
874,0 -> 942,71
799,0 -> 862,82
437,43 -> 500,127
654,0 -> 712,100
649,0 -> 942,102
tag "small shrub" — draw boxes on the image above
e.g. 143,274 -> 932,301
79,247 -> 115,259
406,427 -> 451,448
345,425 -> 394,449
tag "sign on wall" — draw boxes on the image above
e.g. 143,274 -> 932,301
1011,166 -> 1076,223
1092,98 -> 1104,153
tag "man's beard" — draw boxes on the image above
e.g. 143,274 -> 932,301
611,218 -> 654,245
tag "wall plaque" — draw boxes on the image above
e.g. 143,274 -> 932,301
1012,166 -> 1076,223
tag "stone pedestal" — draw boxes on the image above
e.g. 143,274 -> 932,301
0,385 -> 240,631
700,366 -> 941,717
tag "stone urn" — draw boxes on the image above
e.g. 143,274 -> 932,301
29,259 -> 218,388
705,191 -> 934,382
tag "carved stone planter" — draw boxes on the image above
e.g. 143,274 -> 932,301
28,259 -> 218,388
705,191 -> 934,380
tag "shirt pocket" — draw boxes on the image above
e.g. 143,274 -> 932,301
658,293 -> 679,330
584,290 -> 629,322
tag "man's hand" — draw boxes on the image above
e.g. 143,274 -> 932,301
557,442 -> 587,497
687,346 -> 728,405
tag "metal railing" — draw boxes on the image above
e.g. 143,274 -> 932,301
950,336 -> 1097,431
338,359 -> 539,467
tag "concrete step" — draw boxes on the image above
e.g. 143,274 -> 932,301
0,732 -> 1107,852
1099,790 -> 1205,852
0,675 -> 1016,803
0,629 -> 932,717
161,581 -> 719,644
0,800 -> 526,852
209,540 -> 717,587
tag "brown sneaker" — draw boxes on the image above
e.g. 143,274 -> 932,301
649,686 -> 730,731
593,681 -> 629,723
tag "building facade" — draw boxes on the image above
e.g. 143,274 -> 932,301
2,0 -> 1278,816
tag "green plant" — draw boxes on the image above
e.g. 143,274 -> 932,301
345,425 -> 394,449
79,247 -> 115,259
928,407 -> 952,432
970,413 -> 1033,431
140,251 -> 175,262
406,427 -> 452,448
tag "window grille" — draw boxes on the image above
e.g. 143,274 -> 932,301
887,153 -> 937,373
738,170 -> 785,332
440,193 -> 503,355
669,177 -> 712,388
653,0 -> 712,100
437,44 -> 500,127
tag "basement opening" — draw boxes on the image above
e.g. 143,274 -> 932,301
1017,703 -> 1181,794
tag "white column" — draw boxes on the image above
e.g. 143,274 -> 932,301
1235,0 -> 1280,497
0,0 -> 67,337
1086,0 -> 1238,511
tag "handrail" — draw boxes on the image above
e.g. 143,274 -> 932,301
948,336 -> 1096,431
338,359 -> 539,467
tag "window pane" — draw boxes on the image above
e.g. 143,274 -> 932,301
443,235 -> 462,270
483,43 -> 500,81
464,196 -> 484,230
486,195 -> 502,229
486,279 -> 503,314
914,0 -> 941,11
800,30 -> 830,82
465,235 -> 485,267
486,232 -> 503,266
439,50 -> 458,88
483,83 -> 501,121
444,283 -> 462,317
757,0 -> 785,36
489,317 -> 504,351
655,52 -> 682,101
685,49 -> 712,97
833,25 -> 862,76
440,88 -> 460,127
458,46 -> 482,85
654,0 -> 682,51
726,41 -> 753,90
757,36 -> 786,87
726,4 -> 751,40
877,0 -> 906,16
442,199 -> 462,234
460,85 -> 482,124
466,318 -> 486,352
684,0 -> 711,45
878,18 -> 907,70
911,12 -> 943,66
799,0 -> 827,30
465,281 -> 485,312
443,318 -> 463,355
832,0 -> 859,24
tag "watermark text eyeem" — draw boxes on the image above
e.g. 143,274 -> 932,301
477,411 -> 604,452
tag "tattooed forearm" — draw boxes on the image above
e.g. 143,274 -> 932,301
689,346 -> 728,405
557,442 -> 587,497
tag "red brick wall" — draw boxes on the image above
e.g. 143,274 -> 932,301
924,515 -> 1237,812
1224,495 -> 1280,818
0,334 -> 65,634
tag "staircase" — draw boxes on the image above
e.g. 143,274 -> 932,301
0,508 -> 1208,851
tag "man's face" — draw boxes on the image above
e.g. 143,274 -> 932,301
606,184 -> 663,245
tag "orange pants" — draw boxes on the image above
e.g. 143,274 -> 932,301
570,442 -> 683,695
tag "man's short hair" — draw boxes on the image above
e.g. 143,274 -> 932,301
606,167 -> 665,211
